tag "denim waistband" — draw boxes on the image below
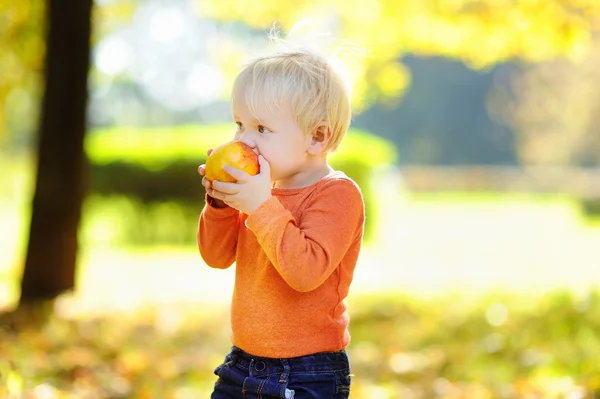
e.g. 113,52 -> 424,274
228,346 -> 350,375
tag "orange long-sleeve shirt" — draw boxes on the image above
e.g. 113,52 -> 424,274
197,171 -> 365,358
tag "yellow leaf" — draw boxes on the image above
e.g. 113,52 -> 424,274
375,62 -> 410,99
7,370 -> 23,398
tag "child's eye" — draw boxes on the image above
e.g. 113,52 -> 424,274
258,125 -> 269,134
236,122 -> 243,130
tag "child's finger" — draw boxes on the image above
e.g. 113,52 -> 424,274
202,177 -> 212,190
222,165 -> 250,183
212,180 -> 239,195
210,189 -> 228,202
207,188 -> 219,199
258,155 -> 270,176
198,164 -> 206,175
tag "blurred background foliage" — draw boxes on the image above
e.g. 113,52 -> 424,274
86,125 -> 396,244
2,0 -> 600,398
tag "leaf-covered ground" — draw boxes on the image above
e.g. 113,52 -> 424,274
2,290 -> 600,399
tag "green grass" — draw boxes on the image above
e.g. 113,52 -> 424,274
404,190 -> 600,228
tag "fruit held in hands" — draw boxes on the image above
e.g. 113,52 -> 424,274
204,141 -> 259,183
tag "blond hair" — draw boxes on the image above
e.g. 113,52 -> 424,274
232,48 -> 352,152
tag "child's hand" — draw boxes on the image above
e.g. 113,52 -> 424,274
209,155 -> 272,215
198,149 -> 229,209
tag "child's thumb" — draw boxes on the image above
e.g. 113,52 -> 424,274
258,155 -> 270,173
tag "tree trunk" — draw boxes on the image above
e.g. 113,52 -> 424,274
19,0 -> 93,304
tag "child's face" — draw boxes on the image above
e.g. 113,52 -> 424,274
232,95 -> 312,186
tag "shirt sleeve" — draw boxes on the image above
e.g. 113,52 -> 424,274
245,179 -> 365,292
197,195 -> 240,269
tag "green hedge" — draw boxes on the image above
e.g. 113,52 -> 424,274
581,198 -> 600,218
86,124 -> 398,245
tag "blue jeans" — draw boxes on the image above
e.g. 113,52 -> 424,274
210,346 -> 352,399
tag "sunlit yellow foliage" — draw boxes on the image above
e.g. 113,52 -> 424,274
0,0 -> 45,141
0,1 -> 138,141
193,0 -> 600,109
2,0 -> 599,138
2,290 -> 600,398
92,1 -> 137,40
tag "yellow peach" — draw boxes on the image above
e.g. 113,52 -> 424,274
205,141 -> 259,183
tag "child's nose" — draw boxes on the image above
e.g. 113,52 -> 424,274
238,134 -> 257,150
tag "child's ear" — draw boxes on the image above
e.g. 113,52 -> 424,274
308,123 -> 332,155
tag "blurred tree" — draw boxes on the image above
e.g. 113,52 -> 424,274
353,56 -> 518,166
193,0 -> 600,110
488,35 -> 600,168
0,0 -> 134,146
19,0 -> 93,304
